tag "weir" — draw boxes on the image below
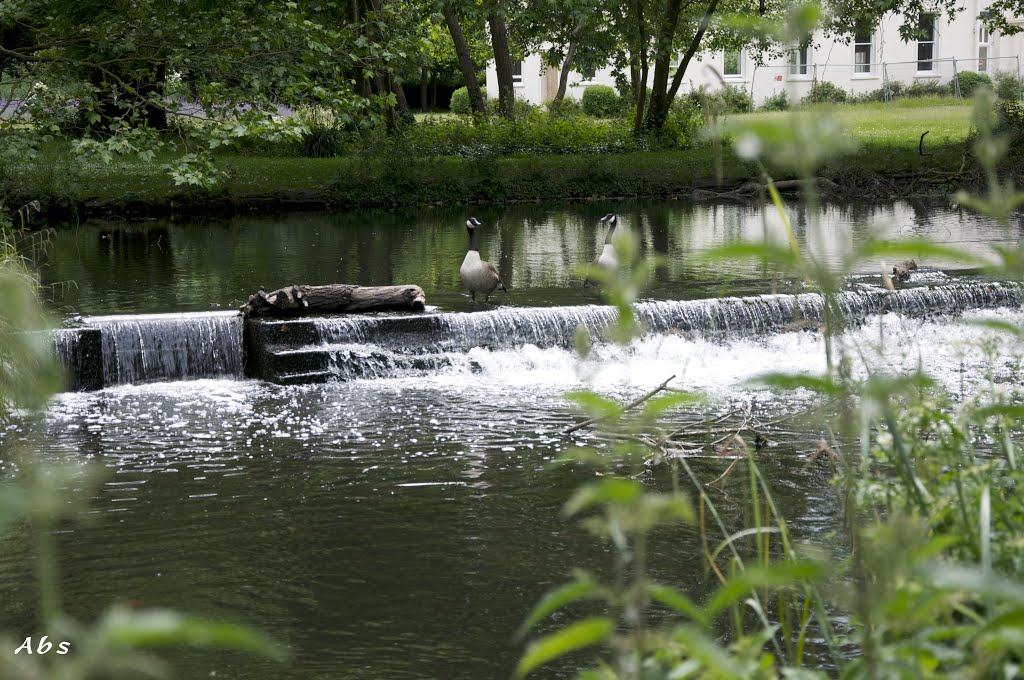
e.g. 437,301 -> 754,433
53,282 -> 1022,390
73,312 -> 245,387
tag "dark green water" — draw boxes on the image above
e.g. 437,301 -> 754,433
3,199 -> 1022,678
40,199 -> 1018,315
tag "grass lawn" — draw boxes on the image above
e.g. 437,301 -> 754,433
11,100 -> 982,210
734,99 -> 974,149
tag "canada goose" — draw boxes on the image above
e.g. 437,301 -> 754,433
460,217 -> 507,302
584,213 -> 618,288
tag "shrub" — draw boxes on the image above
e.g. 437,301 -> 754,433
546,96 -> 583,117
450,86 -> 487,115
300,126 -> 342,158
952,70 -> 992,97
993,70 -> 1024,101
581,85 -> 620,118
802,80 -> 847,104
760,90 -> 790,111
719,84 -> 752,113
904,79 -> 946,98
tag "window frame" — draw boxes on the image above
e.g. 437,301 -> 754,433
723,49 -> 744,79
789,44 -> 811,79
977,22 -> 991,73
916,14 -> 937,74
512,60 -> 523,87
853,31 -> 875,76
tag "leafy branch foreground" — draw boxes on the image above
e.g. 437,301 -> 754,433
516,91 -> 1024,680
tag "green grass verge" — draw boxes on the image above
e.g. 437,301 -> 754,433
6,103 -> 985,215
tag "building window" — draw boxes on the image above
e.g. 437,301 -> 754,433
723,49 -> 744,77
854,31 -> 874,74
917,14 -> 936,72
978,23 -> 991,72
512,60 -> 523,86
789,44 -> 810,77
580,64 -> 596,81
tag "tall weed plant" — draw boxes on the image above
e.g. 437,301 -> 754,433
516,7 -> 1024,677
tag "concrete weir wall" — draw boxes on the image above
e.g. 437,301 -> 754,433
50,282 -> 1024,392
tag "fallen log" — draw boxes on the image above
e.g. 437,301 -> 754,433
241,284 -> 427,318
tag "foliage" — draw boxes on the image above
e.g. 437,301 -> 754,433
760,90 -> 790,111
993,70 -> 1024,101
450,86 -> 488,115
581,85 -> 621,118
904,79 -> 948,98
547,96 -> 585,118
803,80 -> 848,104
517,88 -> 1024,680
953,70 -> 993,98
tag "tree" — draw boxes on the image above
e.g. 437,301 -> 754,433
440,2 -> 487,115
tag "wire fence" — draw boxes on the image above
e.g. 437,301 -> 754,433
742,54 -> 1021,107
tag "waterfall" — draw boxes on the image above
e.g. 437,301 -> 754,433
54,282 -> 1022,389
82,311 -> 244,385
312,282 -> 1022,354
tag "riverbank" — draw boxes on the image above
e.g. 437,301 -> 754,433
9,102 -> 1010,220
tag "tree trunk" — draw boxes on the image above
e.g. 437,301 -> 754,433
666,0 -> 720,103
441,4 -> 486,115
390,76 -> 409,114
142,61 -> 167,129
241,284 -> 427,318
488,12 -> 514,118
642,0 -> 684,132
420,67 -> 429,110
549,18 -> 586,114
632,0 -> 649,131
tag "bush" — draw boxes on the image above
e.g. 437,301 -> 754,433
993,70 -> 1024,101
300,126 -> 342,158
802,80 -> 847,104
904,79 -> 947,98
546,96 -> 584,117
760,90 -> 789,111
450,86 -> 486,115
719,84 -> 752,113
953,70 -> 992,97
581,85 -> 621,118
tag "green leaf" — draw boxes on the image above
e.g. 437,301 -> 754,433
699,242 -> 800,269
98,608 -> 286,661
858,239 -> 992,268
564,478 -> 642,517
706,561 -> 826,618
565,391 -> 622,420
670,624 -> 747,678
647,583 -> 708,626
749,373 -> 842,396
516,617 -> 614,678
919,563 -> 1024,605
961,318 -> 1024,338
517,571 -> 600,638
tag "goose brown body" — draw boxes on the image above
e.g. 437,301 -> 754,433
460,218 -> 507,301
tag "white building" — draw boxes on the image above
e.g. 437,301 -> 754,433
486,3 -> 1023,106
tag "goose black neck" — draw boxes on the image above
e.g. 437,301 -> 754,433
604,219 -> 617,245
467,226 -> 480,252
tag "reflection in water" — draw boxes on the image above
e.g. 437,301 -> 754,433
41,200 -> 1021,315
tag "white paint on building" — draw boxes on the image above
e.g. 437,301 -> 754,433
486,4 -> 1023,106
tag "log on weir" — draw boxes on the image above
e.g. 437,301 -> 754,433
241,284 -> 427,318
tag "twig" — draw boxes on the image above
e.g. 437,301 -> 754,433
563,375 -> 676,435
